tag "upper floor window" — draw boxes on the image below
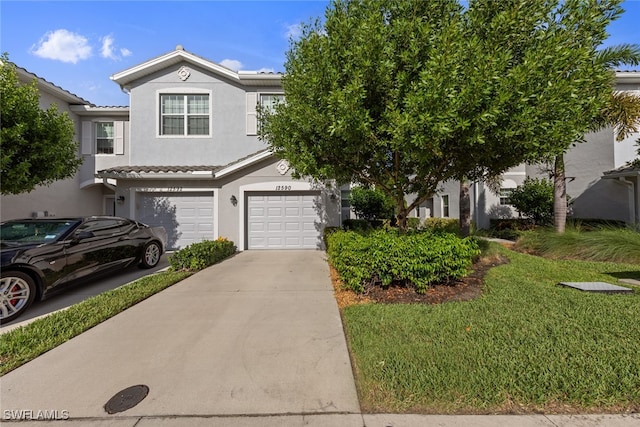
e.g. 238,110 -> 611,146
96,122 -> 114,154
160,94 -> 210,136
260,94 -> 285,114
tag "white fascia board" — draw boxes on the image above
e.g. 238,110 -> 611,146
111,50 -> 240,85
214,150 -> 274,179
70,105 -> 130,116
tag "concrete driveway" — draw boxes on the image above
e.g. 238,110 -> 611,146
0,250 -> 360,422
0,254 -> 171,334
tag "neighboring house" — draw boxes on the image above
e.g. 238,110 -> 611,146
2,47 -> 638,249
0,66 -> 125,222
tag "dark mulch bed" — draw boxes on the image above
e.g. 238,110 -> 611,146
332,255 -> 509,308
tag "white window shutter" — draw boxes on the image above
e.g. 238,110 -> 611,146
81,121 -> 92,155
246,92 -> 258,135
115,121 -> 125,155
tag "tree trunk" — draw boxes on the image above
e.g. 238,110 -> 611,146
396,209 -> 407,231
554,154 -> 567,233
459,179 -> 471,237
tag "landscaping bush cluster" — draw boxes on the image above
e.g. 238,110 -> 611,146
169,237 -> 236,271
326,229 -> 480,293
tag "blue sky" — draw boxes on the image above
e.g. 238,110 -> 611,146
1,0 -> 639,107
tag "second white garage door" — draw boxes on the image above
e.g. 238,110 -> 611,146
247,192 -> 322,249
136,192 -> 214,250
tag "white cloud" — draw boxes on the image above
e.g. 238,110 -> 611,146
220,59 -> 243,71
30,29 -> 92,63
101,35 -> 131,61
101,35 -> 116,60
285,23 -> 302,40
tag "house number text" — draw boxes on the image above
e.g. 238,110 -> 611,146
275,185 -> 292,191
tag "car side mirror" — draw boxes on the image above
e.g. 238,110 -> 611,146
72,230 -> 95,242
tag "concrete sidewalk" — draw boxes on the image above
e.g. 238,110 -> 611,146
1,251 -> 638,426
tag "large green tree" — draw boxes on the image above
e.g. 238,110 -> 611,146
260,0 -> 626,230
1,55 -> 82,195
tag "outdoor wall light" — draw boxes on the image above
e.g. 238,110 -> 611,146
117,195 -> 125,204
230,195 -> 238,206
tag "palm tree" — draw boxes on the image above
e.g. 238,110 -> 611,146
553,44 -> 640,233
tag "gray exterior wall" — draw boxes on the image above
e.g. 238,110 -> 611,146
111,156 -> 341,250
125,62 -> 277,167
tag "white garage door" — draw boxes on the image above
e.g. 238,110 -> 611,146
247,192 -> 322,249
136,192 -> 214,250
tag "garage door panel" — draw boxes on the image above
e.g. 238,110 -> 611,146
267,222 -> 283,232
247,192 -> 322,250
136,192 -> 214,250
285,222 -> 300,231
250,223 -> 265,232
267,207 -> 282,217
284,207 -> 299,217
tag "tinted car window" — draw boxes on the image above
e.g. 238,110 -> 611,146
0,221 -> 77,244
76,219 -> 122,238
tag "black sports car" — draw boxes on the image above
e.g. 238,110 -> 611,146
0,216 -> 167,323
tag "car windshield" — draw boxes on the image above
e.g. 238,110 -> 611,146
0,220 -> 77,244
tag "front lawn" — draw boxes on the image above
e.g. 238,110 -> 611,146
341,245 -> 640,414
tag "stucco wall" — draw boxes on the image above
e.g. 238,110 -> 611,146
111,156 -> 341,250
126,62 -> 277,167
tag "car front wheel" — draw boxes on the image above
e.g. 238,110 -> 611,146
0,271 -> 36,324
140,241 -> 161,269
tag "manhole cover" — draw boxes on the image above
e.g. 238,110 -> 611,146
104,385 -> 149,414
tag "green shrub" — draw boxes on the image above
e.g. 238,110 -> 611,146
323,226 -> 341,249
488,218 -> 536,240
327,229 -> 480,293
509,178 -> 554,225
406,217 -> 421,229
349,186 -> 395,221
423,217 -> 460,233
169,238 -> 236,271
343,218 -> 375,231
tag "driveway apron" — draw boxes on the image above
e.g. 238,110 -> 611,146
0,250 -> 360,419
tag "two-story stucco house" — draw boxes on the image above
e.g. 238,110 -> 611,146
2,46 -> 638,250
2,47 -> 342,251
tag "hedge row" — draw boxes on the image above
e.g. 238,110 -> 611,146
326,229 -> 480,293
169,237 -> 236,271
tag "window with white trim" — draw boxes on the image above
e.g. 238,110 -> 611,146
442,195 -> 450,217
499,188 -> 514,205
160,94 -> 210,136
96,122 -> 114,154
260,93 -> 285,113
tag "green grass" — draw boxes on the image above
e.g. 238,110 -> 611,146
342,245 -> 640,414
0,270 -> 191,376
514,226 -> 640,265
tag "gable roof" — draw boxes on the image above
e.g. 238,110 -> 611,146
110,45 -> 282,90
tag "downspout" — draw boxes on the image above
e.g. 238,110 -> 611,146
102,178 -> 117,192
473,181 -> 479,230
618,177 -> 636,225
